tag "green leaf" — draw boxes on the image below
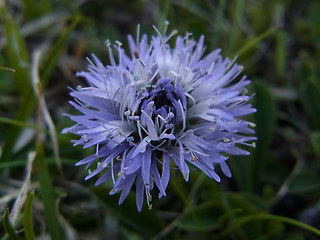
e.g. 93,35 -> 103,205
220,192 -> 269,239
92,187 -> 164,237
221,192 -> 268,216
230,81 -> 276,192
284,232 -> 305,240
299,80 -> 320,129
177,202 -> 224,231
311,131 -> 320,157
251,81 -> 277,191
23,191 -> 35,240
170,177 -> 190,206
2,208 -> 24,240
288,170 -> 320,194
229,154 -> 254,192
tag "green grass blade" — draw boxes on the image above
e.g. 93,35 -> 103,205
0,157 -> 74,169
227,0 -> 245,56
299,80 -> 320,129
0,7 -> 31,97
35,142 -> 65,240
23,0 -> 36,19
252,81 -> 277,192
311,131 -> 320,157
0,91 -> 36,163
275,31 -> 287,77
40,15 -> 80,80
23,191 -> 35,240
24,0 -> 52,20
235,27 -> 278,57
0,6 -> 35,164
0,66 -> 15,71
220,213 -> 320,238
177,202 -> 224,231
0,116 -> 37,129
0,16 -> 79,164
2,208 -> 24,240
211,0 -> 226,46
230,81 -> 276,192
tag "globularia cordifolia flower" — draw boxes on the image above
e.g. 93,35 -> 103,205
63,25 -> 256,211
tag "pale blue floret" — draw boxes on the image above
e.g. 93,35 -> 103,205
63,25 -> 256,211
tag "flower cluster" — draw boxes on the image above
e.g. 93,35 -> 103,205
63,25 -> 256,211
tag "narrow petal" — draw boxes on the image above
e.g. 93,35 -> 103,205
141,110 -> 158,140
95,170 -> 112,186
220,161 -> 232,177
136,179 -> 144,212
161,153 -> 171,192
125,154 -> 142,175
179,142 -> 189,181
141,148 -> 152,187
76,154 -> 97,166
119,174 -> 136,204
150,164 -> 165,198
132,137 -> 151,158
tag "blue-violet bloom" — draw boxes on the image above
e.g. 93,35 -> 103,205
63,25 -> 256,211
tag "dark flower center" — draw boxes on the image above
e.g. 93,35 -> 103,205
153,89 -> 177,110
137,78 -> 186,120
126,78 -> 187,142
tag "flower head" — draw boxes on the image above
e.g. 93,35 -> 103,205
63,24 -> 256,211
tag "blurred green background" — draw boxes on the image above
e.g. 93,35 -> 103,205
1,0 -> 320,239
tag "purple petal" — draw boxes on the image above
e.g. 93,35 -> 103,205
220,161 -> 231,177
136,179 -> 144,212
125,154 -> 142,175
141,110 -> 158,140
141,148 -> 152,187
150,162 -> 165,198
132,137 -> 151,158
161,153 -> 171,192
179,142 -> 189,181
119,174 -> 136,204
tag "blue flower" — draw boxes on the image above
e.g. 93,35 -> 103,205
63,25 -> 256,211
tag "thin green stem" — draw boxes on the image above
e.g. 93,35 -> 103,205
220,213 -> 320,238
